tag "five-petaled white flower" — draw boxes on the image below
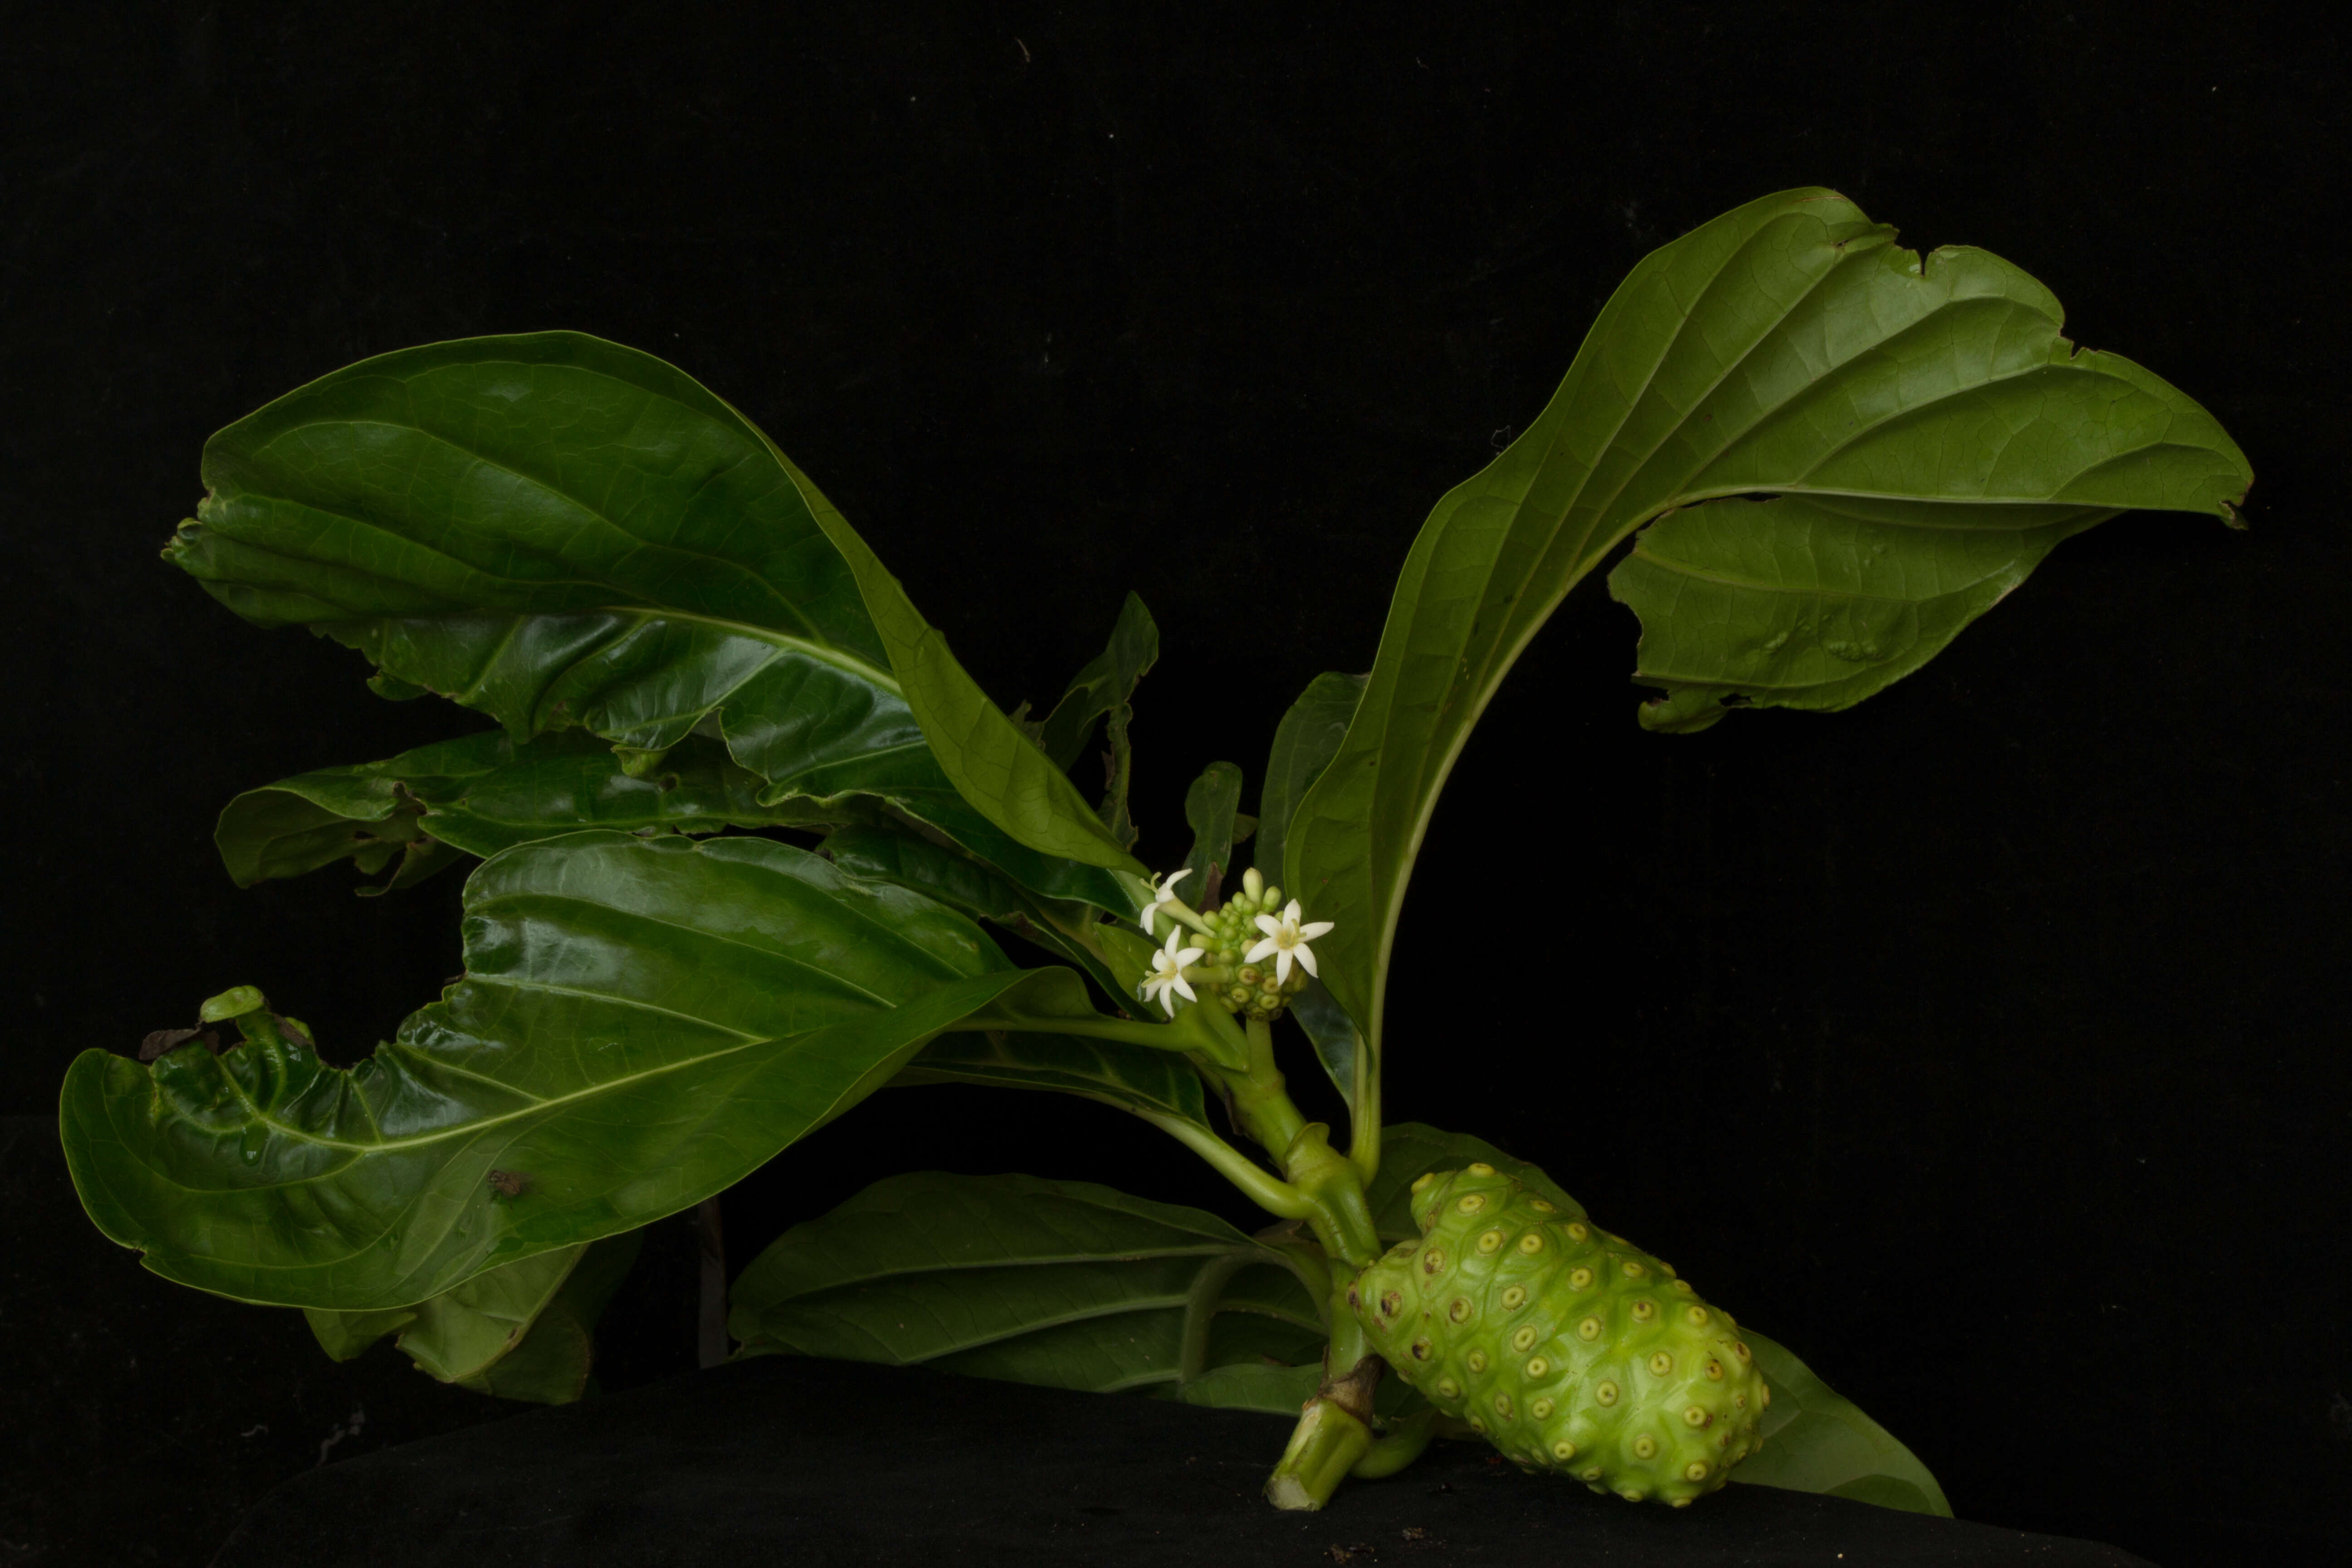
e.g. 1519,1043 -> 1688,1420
1139,867 -> 1192,935
1137,927 -> 1206,1017
1245,899 -> 1335,985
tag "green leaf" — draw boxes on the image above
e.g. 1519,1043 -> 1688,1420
1734,1327 -> 1953,1517
312,1241 -> 585,1382
1608,496 -> 2116,733
217,730 -> 854,888
821,823 -> 1126,1001
169,330 -> 1137,904
457,1228 -> 644,1404
1180,761 -> 1245,898
728,1172 -> 1323,1397
1363,1123 -> 1947,1511
1285,189 -> 2252,1076
1037,591 -> 1160,771
61,831 -> 1065,1309
1260,671 -> 1365,889
789,457 -> 1146,875
893,1030 -> 1215,1129
305,1228 -> 638,1403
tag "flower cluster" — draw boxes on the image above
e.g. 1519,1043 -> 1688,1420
1134,867 -> 1334,1021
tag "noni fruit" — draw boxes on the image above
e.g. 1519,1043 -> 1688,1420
1348,1163 -> 1767,1506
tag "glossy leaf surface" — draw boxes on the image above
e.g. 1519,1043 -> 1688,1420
305,1239 -> 587,1381
169,331 -> 1137,905
1367,1123 -> 1947,1511
63,832 -> 1058,1309
1608,496 -> 2114,733
892,1030 -> 1215,1129
217,730 -> 848,887
1285,188 -> 2253,1067
301,1227 -> 643,1404
729,1172 -> 1323,1395
821,824 -> 1124,1002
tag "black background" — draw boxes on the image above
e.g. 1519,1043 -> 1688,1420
5,3 -> 2346,1564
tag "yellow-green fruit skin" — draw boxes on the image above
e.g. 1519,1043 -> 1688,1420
1348,1165 -> 1768,1506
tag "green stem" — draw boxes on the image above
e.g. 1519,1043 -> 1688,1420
988,1013 -> 1205,1054
1177,1251 -> 1256,1381
1137,1112 -> 1314,1220
1264,1398 -> 1374,1511
1349,1408 -> 1436,1480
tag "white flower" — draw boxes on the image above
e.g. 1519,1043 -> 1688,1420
1139,867 -> 1192,935
1245,899 -> 1335,985
1137,927 -> 1206,1017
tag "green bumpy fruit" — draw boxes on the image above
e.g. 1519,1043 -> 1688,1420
1348,1164 -> 1767,1507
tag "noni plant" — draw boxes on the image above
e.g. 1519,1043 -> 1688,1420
63,190 -> 2249,1514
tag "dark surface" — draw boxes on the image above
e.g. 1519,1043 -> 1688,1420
6,4 -> 2349,1566
2,1117 -> 700,1565
212,1355 -> 2153,1568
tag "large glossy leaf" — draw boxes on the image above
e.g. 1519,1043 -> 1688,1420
728,1172 -> 1324,1395
169,330 -> 1140,904
302,1227 -> 643,1405
1608,495 -> 2115,733
217,730 -> 852,887
61,831 -> 1068,1309
892,1030 -> 1215,1129
1284,188 -> 2252,1078
1367,1122 -> 1948,1511
820,823 -> 1124,1002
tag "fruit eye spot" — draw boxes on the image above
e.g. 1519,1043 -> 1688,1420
1529,1198 -> 1555,1212
1631,1300 -> 1657,1322
1581,1466 -> 1603,1482
1467,1162 -> 1495,1176
1568,1266 -> 1594,1290
1511,1326 -> 1538,1352
1458,1193 -> 1487,1214
1552,1439 -> 1576,1460
1733,1341 -> 1751,1361
1526,1357 -> 1548,1377
1685,1460 -> 1710,1481
1685,1305 -> 1709,1326
1760,1385 -> 1771,1407
1466,1350 -> 1488,1372
1621,1260 -> 1646,1278
1422,1248 -> 1446,1275
1501,1285 -> 1528,1309
1517,1233 -> 1544,1255
1566,1222 -> 1590,1241
1683,1405 -> 1710,1427
1648,1352 -> 1674,1376
1704,1360 -> 1723,1380
1468,1415 -> 1488,1432
1595,1380 -> 1620,1406
1493,1393 -> 1513,1417
1476,1229 -> 1505,1253
1411,1338 -> 1433,1361
1437,1377 -> 1461,1399
1577,1316 -> 1602,1341
1531,1397 -> 1554,1419
1379,1290 -> 1402,1317
1734,1393 -> 1747,1410
1633,1435 -> 1657,1458
1411,1172 -> 1436,1193
1449,1297 -> 1474,1323
1671,1279 -> 1695,1294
